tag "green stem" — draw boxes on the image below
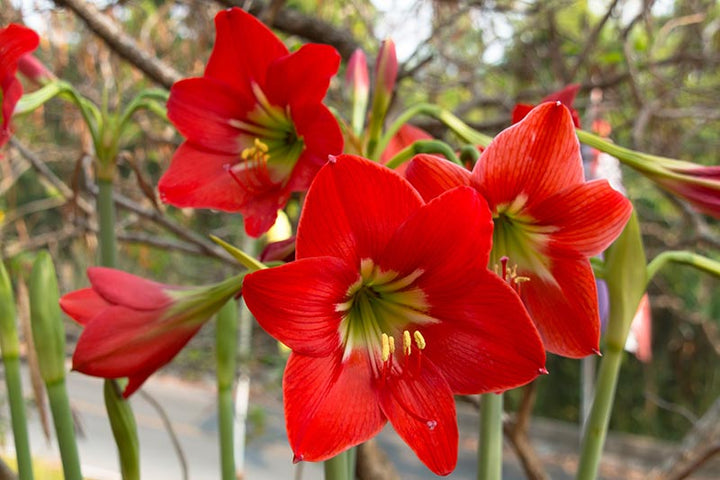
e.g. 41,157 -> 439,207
46,381 -> 83,480
575,130 -> 715,187
376,103 -> 494,160
324,450 -> 350,480
55,82 -> 102,142
478,393 -> 503,480
346,447 -> 357,479
385,140 -> 461,170
646,250 -> 720,284
216,299 -> 238,480
3,356 -> 34,480
104,381 -> 140,480
576,343 -> 624,480
97,176 -> 141,480
97,179 -> 117,267
118,89 -> 170,131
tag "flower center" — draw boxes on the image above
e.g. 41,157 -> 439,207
227,83 -> 305,190
491,196 -> 555,282
335,259 -> 436,369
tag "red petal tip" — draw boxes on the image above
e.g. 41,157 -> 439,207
292,454 -> 304,464
592,348 -> 603,357
538,367 -> 549,375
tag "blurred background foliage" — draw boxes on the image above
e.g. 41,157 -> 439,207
0,0 -> 719,444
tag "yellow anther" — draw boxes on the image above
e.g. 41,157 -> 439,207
381,333 -> 390,362
254,138 -> 269,152
514,275 -> 531,284
241,138 -> 270,161
403,330 -> 412,356
413,330 -> 426,350
388,336 -> 395,354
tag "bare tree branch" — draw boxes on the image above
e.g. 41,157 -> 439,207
52,0 -> 183,88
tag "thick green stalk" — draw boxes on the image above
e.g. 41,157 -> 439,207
375,103 -> 494,160
97,175 -> 140,480
646,251 -> 720,283
385,140 -> 461,170
478,393 -> 503,480
0,262 -> 33,480
576,213 -> 646,480
324,450 -> 350,480
46,381 -> 83,480
97,179 -> 117,267
216,299 -> 238,480
575,343 -> 624,480
104,381 -> 140,480
3,356 -> 34,480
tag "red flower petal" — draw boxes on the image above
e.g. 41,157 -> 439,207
529,180 -> 633,258
296,155 -> 423,264
284,350 -> 385,462
243,257 -> 356,356
1,24 -> 39,147
379,186 -> 492,282
71,306 -> 202,396
59,288 -> 110,326
286,103 -> 344,192
87,267 -> 173,310
158,143 -> 245,211
240,186 -> 292,238
520,259 -> 600,357
420,272 -> 545,394
378,358 -> 458,476
404,154 -> 472,202
542,84 -> 580,108
204,8 -> 288,89
167,77 -> 251,154
266,44 -> 340,107
472,102 -> 584,210
511,103 -> 534,125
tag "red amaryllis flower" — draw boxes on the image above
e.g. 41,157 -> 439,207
1,24 -> 39,149
243,154 -> 545,475
512,84 -> 581,127
159,8 -> 343,237
60,268 -> 241,397
641,160 -> 720,218
406,102 -> 633,358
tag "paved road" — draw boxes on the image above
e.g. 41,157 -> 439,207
6,364 -> 714,479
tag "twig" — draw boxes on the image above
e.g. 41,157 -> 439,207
8,138 -> 94,215
568,0 -> 621,80
52,0 -> 182,88
661,442 -> 720,480
84,183 -> 237,264
138,389 -> 189,480
10,138 -> 237,264
503,383 -> 549,480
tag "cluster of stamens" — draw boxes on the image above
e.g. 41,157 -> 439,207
494,256 -> 530,293
228,138 -> 274,192
380,329 -> 426,381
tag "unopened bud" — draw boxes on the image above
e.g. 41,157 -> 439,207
29,251 -> 66,384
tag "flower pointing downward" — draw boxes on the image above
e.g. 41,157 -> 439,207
60,267 -> 242,397
243,154 -> 545,475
